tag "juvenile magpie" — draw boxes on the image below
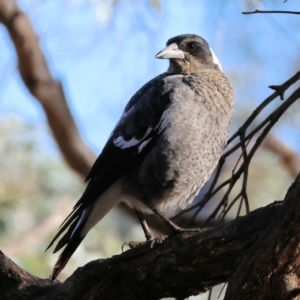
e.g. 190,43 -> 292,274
47,34 -> 234,280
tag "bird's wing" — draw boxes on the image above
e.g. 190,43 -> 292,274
46,73 -> 173,261
82,73 -> 172,206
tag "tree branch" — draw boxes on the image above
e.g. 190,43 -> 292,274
262,134 -> 300,178
242,10 -> 300,15
225,173 -> 300,299
0,0 -> 96,177
0,199 -> 287,299
2,173 -> 299,299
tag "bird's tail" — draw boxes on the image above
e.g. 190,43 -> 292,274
48,205 -> 92,280
46,180 -> 122,280
51,234 -> 85,280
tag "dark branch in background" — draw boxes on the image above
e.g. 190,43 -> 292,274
242,10 -> 300,15
263,134 -> 300,178
0,0 -> 96,176
174,72 -> 300,226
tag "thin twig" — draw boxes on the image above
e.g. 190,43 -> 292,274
228,71 -> 300,145
242,10 -> 300,15
236,196 -> 244,218
240,132 -> 249,214
218,192 -> 242,223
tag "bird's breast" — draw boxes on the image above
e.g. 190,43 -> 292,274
155,78 -> 233,210
122,72 -> 234,212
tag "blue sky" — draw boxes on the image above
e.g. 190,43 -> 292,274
0,0 -> 299,155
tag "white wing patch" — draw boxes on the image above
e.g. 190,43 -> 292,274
155,110 -> 169,133
113,127 -> 153,149
113,108 -> 170,152
209,47 -> 223,71
114,136 -> 140,149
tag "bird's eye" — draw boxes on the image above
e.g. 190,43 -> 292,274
187,42 -> 196,51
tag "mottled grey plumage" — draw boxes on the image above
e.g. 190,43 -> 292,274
122,71 -> 233,212
47,34 -> 234,280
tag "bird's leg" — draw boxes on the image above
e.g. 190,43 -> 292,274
152,207 -> 184,232
122,209 -> 168,250
134,209 -> 153,241
123,207 -> 200,251
152,207 -> 201,235
122,210 -> 153,250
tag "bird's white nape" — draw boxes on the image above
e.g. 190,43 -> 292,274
209,47 -> 223,71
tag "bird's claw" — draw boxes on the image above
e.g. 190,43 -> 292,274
122,235 -> 168,251
121,241 -> 134,252
150,235 -> 168,246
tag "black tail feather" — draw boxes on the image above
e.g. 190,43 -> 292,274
45,212 -> 79,252
47,205 -> 92,280
53,220 -> 79,253
48,179 -> 112,254
47,177 -> 113,279
50,234 -> 85,280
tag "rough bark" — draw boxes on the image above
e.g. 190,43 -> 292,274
0,199 -> 287,300
224,173 -> 300,300
2,173 -> 300,300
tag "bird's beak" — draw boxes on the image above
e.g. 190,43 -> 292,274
155,43 -> 185,59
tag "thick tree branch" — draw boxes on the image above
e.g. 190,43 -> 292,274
2,171 -> 300,299
0,200 -> 286,300
225,173 -> 300,300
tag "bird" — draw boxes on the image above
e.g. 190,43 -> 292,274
47,34 -> 234,280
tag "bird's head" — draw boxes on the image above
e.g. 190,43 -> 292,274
155,34 -> 222,74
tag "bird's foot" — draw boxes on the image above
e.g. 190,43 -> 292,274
122,235 -> 168,251
148,235 -> 168,248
